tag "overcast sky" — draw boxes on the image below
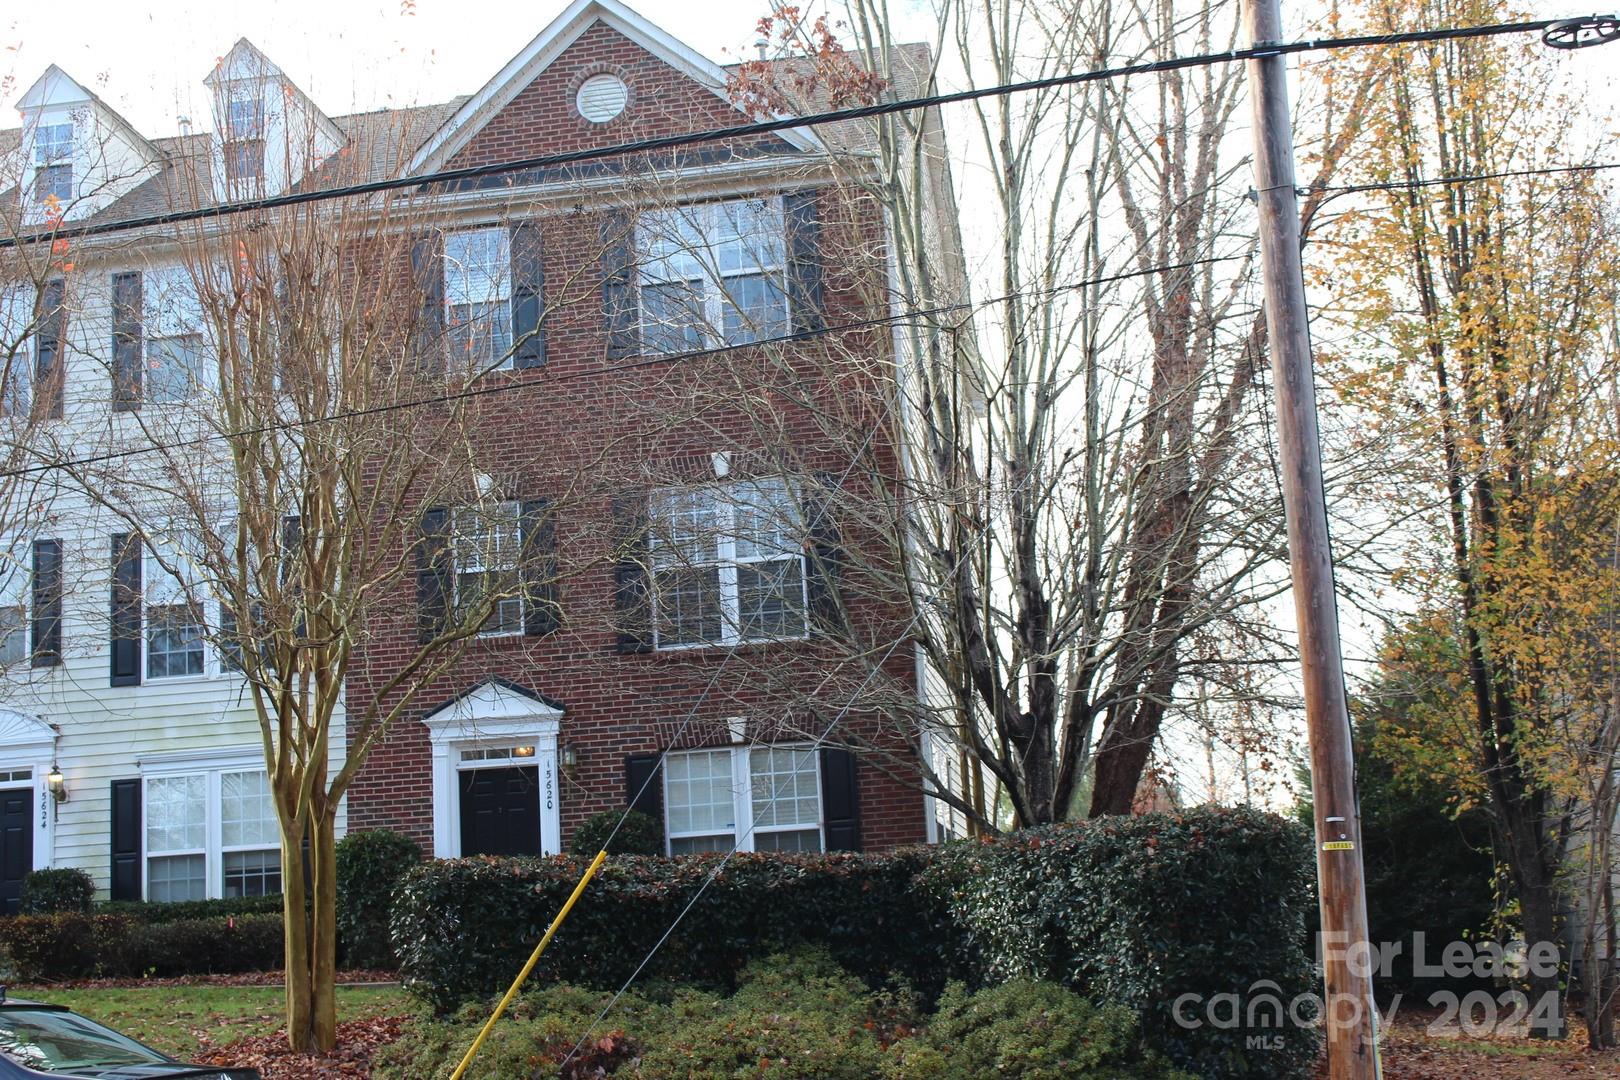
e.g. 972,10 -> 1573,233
0,1 -> 938,138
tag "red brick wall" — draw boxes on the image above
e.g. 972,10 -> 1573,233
345,19 -> 927,854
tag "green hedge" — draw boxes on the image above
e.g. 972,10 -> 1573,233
0,912 -> 284,981
568,808 -> 662,856
393,807 -> 1317,1079
95,894 -> 286,924
336,830 -> 422,969
392,848 -> 940,1014
920,808 -> 1319,1079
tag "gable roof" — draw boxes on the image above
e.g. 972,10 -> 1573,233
204,38 -> 348,152
403,0 -> 819,177
14,64 -> 162,165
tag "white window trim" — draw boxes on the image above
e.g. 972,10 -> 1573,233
649,479 -> 810,651
452,501 -> 525,639
421,679 -> 561,858
140,540 -> 238,684
137,748 -> 278,902
662,743 -> 824,855
636,197 -> 789,351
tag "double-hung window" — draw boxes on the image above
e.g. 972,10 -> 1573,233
637,198 -> 788,353
0,288 -> 31,418
444,228 -> 513,373
144,765 -> 280,901
664,745 -> 823,854
144,268 -> 209,404
144,537 -> 206,680
33,122 -> 73,205
452,500 -> 523,636
223,89 -> 265,190
649,478 -> 807,649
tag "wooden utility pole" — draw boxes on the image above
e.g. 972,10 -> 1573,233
1243,1 -> 1378,1078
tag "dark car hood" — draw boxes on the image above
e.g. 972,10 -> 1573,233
54,1066 -> 256,1080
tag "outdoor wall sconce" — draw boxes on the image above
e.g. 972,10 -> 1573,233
46,763 -> 67,803
561,743 -> 579,770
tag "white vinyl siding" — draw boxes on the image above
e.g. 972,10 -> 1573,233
0,288 -> 34,417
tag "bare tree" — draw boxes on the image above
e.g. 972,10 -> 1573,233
703,0 -> 1380,830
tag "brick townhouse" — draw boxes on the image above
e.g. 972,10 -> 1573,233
342,0 -> 964,860
0,0 -> 965,909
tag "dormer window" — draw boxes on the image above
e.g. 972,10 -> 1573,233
33,122 -> 74,205
223,89 -> 265,190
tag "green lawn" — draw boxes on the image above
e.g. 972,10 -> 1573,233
18,984 -> 418,1059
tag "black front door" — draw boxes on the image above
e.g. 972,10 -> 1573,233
1,787 -> 33,915
459,767 -> 541,857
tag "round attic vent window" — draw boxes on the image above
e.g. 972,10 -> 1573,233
576,74 -> 629,123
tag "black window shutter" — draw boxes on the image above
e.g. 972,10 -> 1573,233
803,473 -> 844,634
410,235 -> 445,377
610,494 -> 652,653
416,507 -> 451,644
510,221 -> 547,369
600,211 -> 640,360
30,538 -> 62,667
625,753 -> 664,824
520,497 -> 560,636
784,189 -> 826,335
109,532 -> 142,686
111,271 -> 143,410
110,778 -> 142,901
820,747 -> 861,851
34,279 -> 67,419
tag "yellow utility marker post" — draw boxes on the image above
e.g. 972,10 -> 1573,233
448,849 -> 609,1080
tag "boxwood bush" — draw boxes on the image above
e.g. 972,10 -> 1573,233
19,868 -> 95,914
568,809 -> 662,856
394,806 -> 1315,1080
95,894 -> 286,923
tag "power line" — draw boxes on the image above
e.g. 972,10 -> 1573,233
1308,161 -> 1620,198
0,255 -> 1237,481
0,16 -> 1595,251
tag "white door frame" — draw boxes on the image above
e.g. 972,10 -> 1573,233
0,709 -> 58,872
421,679 -> 562,858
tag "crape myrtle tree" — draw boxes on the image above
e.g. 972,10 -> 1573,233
1319,0 -> 1620,1041
682,0 -> 1384,831
46,109 -> 583,1051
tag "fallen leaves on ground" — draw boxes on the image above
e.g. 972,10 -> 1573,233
194,1015 -> 410,1079
1317,1009 -> 1620,1079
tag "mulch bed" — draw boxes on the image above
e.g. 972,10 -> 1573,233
193,1016 -> 411,1079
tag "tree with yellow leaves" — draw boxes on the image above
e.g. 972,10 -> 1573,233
1319,0 -> 1620,1044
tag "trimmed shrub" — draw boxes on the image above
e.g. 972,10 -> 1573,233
0,911 -> 283,980
882,980 -> 1191,1080
117,914 -> 284,977
920,806 -> 1319,1079
18,868 -> 95,915
392,849 -> 940,1014
0,913 -> 112,981
568,809 -> 662,856
336,829 -> 421,968
95,894 -> 286,924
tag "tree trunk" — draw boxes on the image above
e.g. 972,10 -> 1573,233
280,808 -> 339,1053
1509,839 -> 1568,1039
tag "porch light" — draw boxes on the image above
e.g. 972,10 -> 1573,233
46,763 -> 67,803
560,743 -> 579,770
